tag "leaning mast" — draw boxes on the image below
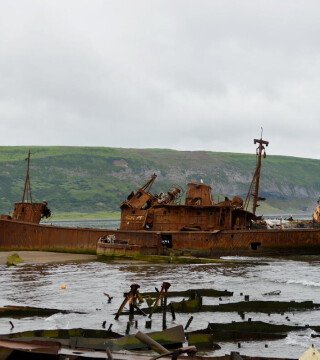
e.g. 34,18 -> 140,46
22,150 -> 33,203
244,131 -> 269,215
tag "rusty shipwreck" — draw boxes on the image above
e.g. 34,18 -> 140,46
97,137 -> 320,257
1,139 -> 320,257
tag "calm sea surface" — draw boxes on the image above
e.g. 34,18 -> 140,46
43,219 -> 120,229
1,219 -> 320,358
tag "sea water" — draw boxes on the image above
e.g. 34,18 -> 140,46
0,220 -> 320,358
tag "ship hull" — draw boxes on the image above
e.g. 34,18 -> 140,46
0,219 -> 105,254
97,227 -> 320,257
1,219 -> 320,257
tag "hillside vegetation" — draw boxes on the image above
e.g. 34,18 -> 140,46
0,146 -> 319,217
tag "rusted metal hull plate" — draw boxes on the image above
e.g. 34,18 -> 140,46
1,219 -> 320,256
0,219 -> 106,253
97,228 -> 320,257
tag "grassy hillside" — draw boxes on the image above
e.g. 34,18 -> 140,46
0,146 -> 319,218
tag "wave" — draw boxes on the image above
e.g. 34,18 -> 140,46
220,256 -> 264,261
268,277 -> 320,288
286,329 -> 320,348
286,279 -> 320,287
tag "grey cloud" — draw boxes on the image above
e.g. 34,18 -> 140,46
0,0 -> 320,158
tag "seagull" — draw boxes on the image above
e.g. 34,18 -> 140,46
104,293 -> 113,303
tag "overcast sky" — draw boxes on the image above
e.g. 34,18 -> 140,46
1,1 -> 320,159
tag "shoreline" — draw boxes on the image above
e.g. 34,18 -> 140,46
0,251 -> 97,265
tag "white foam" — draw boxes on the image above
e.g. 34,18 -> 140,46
287,279 -> 320,287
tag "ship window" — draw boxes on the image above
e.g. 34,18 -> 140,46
161,234 -> 172,248
163,211 -> 167,215
251,242 -> 261,250
136,192 -> 142,198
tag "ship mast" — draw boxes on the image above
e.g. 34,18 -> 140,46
244,131 -> 269,215
22,150 -> 33,203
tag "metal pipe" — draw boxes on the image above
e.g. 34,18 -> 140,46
135,331 -> 168,355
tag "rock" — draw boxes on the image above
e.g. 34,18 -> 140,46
6,253 -> 23,266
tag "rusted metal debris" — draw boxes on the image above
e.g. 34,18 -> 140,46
115,284 -> 145,320
0,336 -> 183,359
187,321 -> 304,343
123,294 -> 320,316
1,325 -> 185,353
0,339 -> 61,354
149,282 -> 171,319
0,282 -> 313,359
5,282 -> 309,357
140,288 -> 233,298
135,330 -> 197,359
0,305 -> 84,318
0,337 -> 300,359
140,299 -> 320,315
1,327 -> 122,344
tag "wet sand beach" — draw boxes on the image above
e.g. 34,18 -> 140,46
0,251 -> 97,265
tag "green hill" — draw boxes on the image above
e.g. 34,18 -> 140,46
0,146 -> 319,218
